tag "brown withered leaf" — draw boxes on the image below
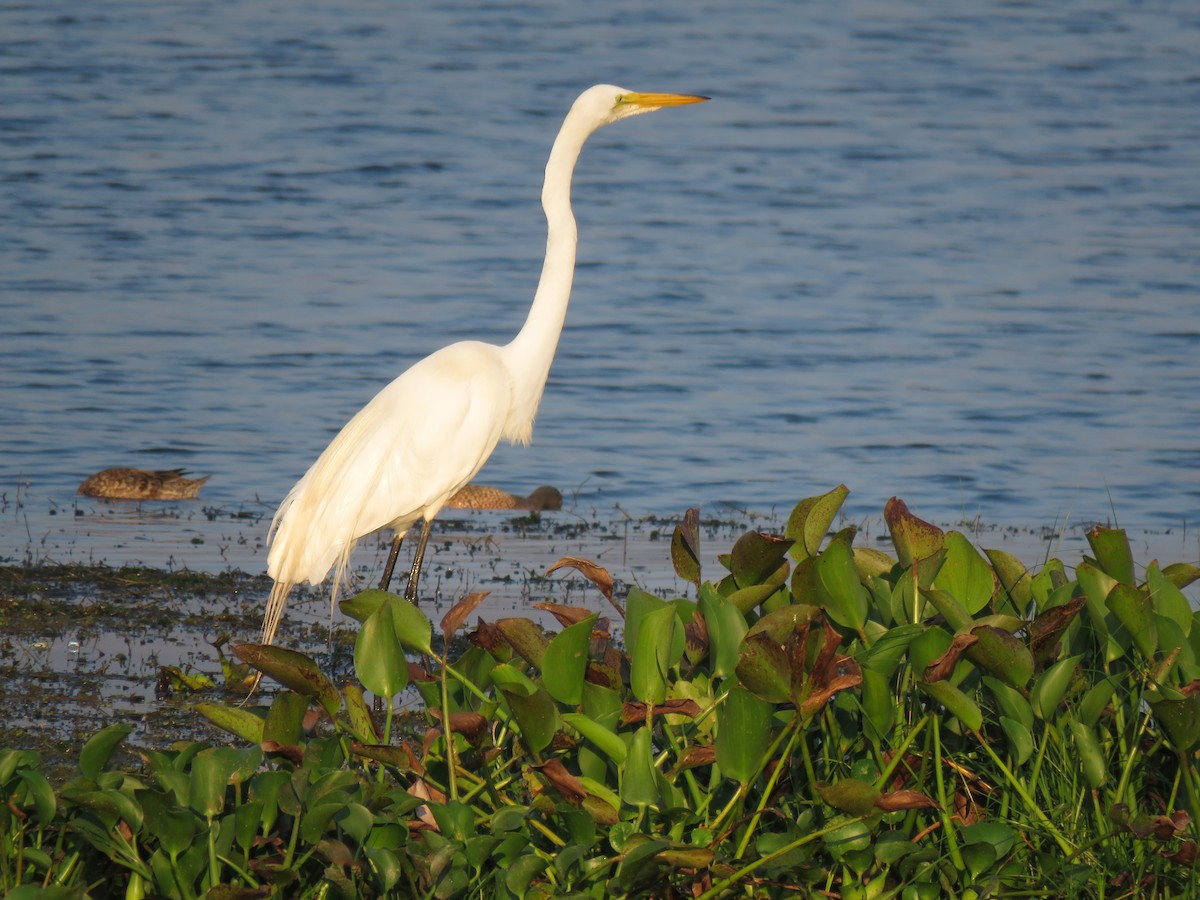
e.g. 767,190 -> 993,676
875,789 -> 940,812
671,507 -> 702,587
533,758 -> 587,805
799,664 -> 863,720
1182,679 -> 1200,698
429,709 -> 488,743
441,592 -> 489,641
531,602 -> 596,628
1163,840 -> 1198,867
670,744 -> 717,774
1029,595 -> 1086,664
547,556 -> 624,616
924,632 -> 979,683
621,698 -> 703,725
469,620 -> 512,660
351,741 -> 422,773
884,497 -> 945,566
260,741 -> 304,765
684,608 -> 709,663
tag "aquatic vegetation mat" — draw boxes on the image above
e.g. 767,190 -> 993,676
2,488 -> 1198,898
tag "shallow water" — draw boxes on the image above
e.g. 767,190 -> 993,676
3,0 -> 1199,560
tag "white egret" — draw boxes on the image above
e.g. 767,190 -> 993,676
261,84 -> 707,646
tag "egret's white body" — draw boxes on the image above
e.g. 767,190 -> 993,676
261,84 -> 707,646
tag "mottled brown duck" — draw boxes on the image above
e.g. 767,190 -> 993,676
78,468 -> 210,500
444,484 -> 563,511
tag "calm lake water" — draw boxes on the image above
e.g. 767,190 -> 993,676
3,0 -> 1199,565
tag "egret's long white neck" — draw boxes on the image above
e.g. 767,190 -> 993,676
501,112 -> 594,439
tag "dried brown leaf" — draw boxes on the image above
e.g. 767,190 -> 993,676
533,758 -> 587,805
924,632 -> 979,683
441,592 -> 489,641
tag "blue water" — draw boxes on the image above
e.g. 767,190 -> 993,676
3,0 -> 1199,544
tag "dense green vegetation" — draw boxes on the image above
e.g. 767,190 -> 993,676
2,487 -> 1198,898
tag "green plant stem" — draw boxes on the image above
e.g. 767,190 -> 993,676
734,718 -> 802,861
1112,711 -> 1154,806
696,814 -> 872,900
440,650 -> 458,801
974,729 -> 1077,857
931,714 -> 964,872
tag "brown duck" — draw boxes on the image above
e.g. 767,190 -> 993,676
445,484 -> 562,511
78,467 -> 211,500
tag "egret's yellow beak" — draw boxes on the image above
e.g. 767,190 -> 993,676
619,92 -> 710,108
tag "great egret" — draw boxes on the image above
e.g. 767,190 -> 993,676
445,483 -> 563,511
78,468 -> 210,500
260,84 -> 707,646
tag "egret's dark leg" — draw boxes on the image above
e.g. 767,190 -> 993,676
379,532 -> 406,592
404,519 -> 435,604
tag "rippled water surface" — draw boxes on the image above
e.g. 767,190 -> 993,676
3,0 -> 1199,561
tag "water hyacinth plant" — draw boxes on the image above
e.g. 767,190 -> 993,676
2,487 -> 1198,898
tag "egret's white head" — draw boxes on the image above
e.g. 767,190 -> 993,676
572,84 -> 709,129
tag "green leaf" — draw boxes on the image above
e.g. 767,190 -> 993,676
1086,527 -> 1135,585
857,623 -> 926,678
735,631 -> 792,703
340,589 -> 433,654
984,548 -> 1034,612
621,725 -> 661,807
233,644 -> 342,715
15,768 -> 56,826
563,712 -> 627,765
728,531 -> 793,588
355,600 -> 409,700
814,533 -> 869,631
1149,692 -> 1200,750
698,583 -> 748,678
494,670 -> 560,754
79,724 -> 133,779
936,532 -> 997,614
543,614 -> 596,706
629,602 -> 678,705
1146,561 -> 1193,636
188,749 -> 232,819
967,625 -> 1034,687
1067,717 -> 1108,788
137,789 -> 196,857
785,485 -> 849,560
1031,654 -> 1083,720
984,676 -> 1033,733
816,778 -> 881,816
999,716 -> 1034,766
716,686 -> 773,784
264,690 -> 309,745
859,666 -> 895,741
919,680 -> 983,732
343,684 -> 379,744
195,702 -> 266,744
1105,584 -> 1157,659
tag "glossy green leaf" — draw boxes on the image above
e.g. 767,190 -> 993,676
1147,561 -> 1192,636
79,723 -> 133,779
1086,527 -> 1135,585
857,623 -> 926,678
698,582 -> 749,678
785,484 -> 849,561
1105,583 -> 1156,659
935,532 -> 997,614
233,644 -> 342,715
728,530 -> 793,588
984,548 -> 1034,612
342,684 -> 378,744
967,625 -> 1034,687
1031,654 -> 1083,720
734,631 -> 791,703
1148,692 -> 1200,750
999,716 -> 1034,766
919,680 -> 983,732
16,768 -> 56,827
195,702 -> 266,744
355,601 -> 409,700
919,588 -> 972,632
264,690 -> 309,745
188,749 -> 232,819
1067,717 -> 1108,788
716,686 -> 773,784
136,789 -> 195,857
859,666 -> 895,741
563,712 -> 627,765
543,613 -> 596,705
621,725 -> 660,807
907,626 -> 954,677
494,672 -> 559,754
340,588 -> 433,654
984,677 -> 1033,733
630,602 -> 677,705
815,533 -> 869,630
817,778 -> 881,816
